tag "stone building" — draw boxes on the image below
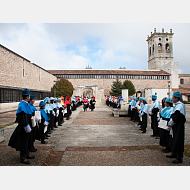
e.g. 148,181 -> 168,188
0,44 -> 56,107
49,28 -> 180,104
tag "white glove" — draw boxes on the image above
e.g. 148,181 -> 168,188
24,124 -> 31,133
43,121 -> 49,126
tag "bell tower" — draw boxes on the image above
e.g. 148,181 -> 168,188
147,28 -> 174,70
146,28 -> 179,88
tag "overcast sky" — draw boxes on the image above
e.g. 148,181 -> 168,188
0,23 -> 190,74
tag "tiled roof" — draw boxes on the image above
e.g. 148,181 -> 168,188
48,69 -> 170,76
172,88 -> 190,95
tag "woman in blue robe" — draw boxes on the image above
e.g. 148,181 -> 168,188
159,97 -> 173,153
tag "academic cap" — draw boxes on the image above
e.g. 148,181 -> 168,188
152,94 -> 157,99
172,91 -> 182,98
39,101 -> 46,107
54,98 -> 57,101
44,97 -> 50,103
22,88 -> 30,96
30,94 -> 35,100
143,98 -> 147,102
50,97 -> 54,101
165,97 -> 173,104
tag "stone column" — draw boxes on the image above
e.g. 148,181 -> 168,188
121,89 -> 128,110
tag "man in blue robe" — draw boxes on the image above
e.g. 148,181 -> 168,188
166,91 -> 186,164
8,89 -> 35,164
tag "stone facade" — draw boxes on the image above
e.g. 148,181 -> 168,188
68,78 -> 169,97
0,44 -> 56,92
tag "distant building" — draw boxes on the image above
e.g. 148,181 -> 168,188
49,28 -> 181,104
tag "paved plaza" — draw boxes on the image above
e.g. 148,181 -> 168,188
1,105 -> 190,166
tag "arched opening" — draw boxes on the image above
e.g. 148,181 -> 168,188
149,47 -> 151,56
153,44 -> 154,53
82,88 -> 93,98
165,43 -> 169,53
158,43 -> 162,53
136,91 -> 142,98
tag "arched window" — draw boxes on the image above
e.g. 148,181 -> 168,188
165,43 -> 169,53
158,43 -> 162,53
149,47 -> 151,56
153,44 -> 154,53
180,78 -> 184,84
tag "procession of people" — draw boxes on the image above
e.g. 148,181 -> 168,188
106,91 -> 186,164
8,89 -> 96,164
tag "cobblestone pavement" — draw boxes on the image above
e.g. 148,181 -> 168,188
1,105 -> 190,166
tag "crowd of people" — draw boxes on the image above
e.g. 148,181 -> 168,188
106,91 -> 186,164
8,88 -> 96,164
106,96 -> 122,108
7,87 -> 186,164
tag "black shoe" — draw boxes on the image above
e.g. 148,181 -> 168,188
48,132 -> 51,134
162,148 -> 167,152
172,158 -> 183,164
54,126 -> 58,128
58,124 -> 62,126
150,135 -> 156,137
142,131 -> 146,133
155,136 -> 160,139
46,135 -> 51,137
45,137 -> 48,139
164,149 -> 171,153
21,159 -> 30,164
27,155 -> 35,159
166,154 -> 177,158
29,148 -> 37,152
41,141 -> 48,144
139,129 -> 142,131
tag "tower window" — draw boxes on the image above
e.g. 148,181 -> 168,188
165,43 -> 169,53
149,47 -> 151,56
159,38 -> 161,41
158,43 -> 162,53
166,38 -> 168,41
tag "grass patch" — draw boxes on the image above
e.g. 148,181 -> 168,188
0,122 -> 16,128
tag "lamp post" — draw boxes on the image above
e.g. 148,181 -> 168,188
53,80 -> 57,97
168,81 -> 171,97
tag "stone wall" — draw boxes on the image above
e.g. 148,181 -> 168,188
0,45 -> 56,92
68,78 -> 169,96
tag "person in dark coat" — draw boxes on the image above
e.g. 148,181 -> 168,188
149,94 -> 160,139
8,88 -> 35,164
159,97 -> 173,153
90,96 -> 96,111
39,101 -> 50,144
28,94 -> 39,152
140,98 -> 149,133
166,91 -> 186,164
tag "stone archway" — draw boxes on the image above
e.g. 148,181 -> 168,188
82,88 -> 93,97
136,91 -> 142,97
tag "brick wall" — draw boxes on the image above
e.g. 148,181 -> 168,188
0,45 -> 56,92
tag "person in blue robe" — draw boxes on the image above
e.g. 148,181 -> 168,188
166,91 -> 186,164
131,97 -> 137,122
159,97 -> 173,153
39,101 -> 50,144
28,94 -> 39,152
8,89 -> 35,164
149,94 -> 160,138
140,98 -> 149,133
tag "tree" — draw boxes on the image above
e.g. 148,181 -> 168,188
51,78 -> 74,97
110,76 -> 122,96
122,80 -> 136,96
